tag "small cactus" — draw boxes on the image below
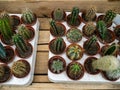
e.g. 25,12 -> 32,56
51,59 -> 64,73
0,65 -> 5,78
92,56 -> 120,71
66,28 -> 82,43
84,7 -> 96,21
22,8 -> 36,24
50,20 -> 65,37
103,10 -> 116,25
53,8 -> 64,21
0,43 -> 6,59
83,22 -> 96,37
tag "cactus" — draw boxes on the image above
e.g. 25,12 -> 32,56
83,22 -> 96,36
92,56 -> 119,71
97,21 -> 107,40
67,44 -> 83,60
66,28 -> 82,43
103,10 -> 116,25
18,24 -> 31,40
0,43 -> 6,59
0,65 -> 5,78
53,8 -> 64,21
114,26 -> 120,39
70,7 -> 79,25
51,59 -> 64,73
84,7 -> 96,21
22,8 -> 36,24
50,20 -> 65,37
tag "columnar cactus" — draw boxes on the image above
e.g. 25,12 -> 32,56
84,7 -> 96,21
83,22 -> 96,36
0,43 -> 6,59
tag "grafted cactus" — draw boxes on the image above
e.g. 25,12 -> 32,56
0,43 -> 6,59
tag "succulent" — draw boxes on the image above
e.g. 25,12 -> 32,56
18,24 -> 31,40
50,20 -> 65,37
97,20 -> 107,40
103,10 -> 116,25
66,28 -> 82,43
83,22 -> 96,36
51,59 -> 64,73
22,8 -> 36,24
0,43 -> 6,59
0,65 -> 5,78
67,44 -> 83,60
84,7 -> 96,21
92,56 -> 120,71
53,8 -> 64,21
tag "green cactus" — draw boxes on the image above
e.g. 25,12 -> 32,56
67,44 -> 83,60
97,21 -> 107,40
0,43 -> 6,59
53,8 -> 64,21
0,65 -> 5,78
84,7 -> 96,21
70,7 -> 79,25
66,28 -> 82,43
50,20 -> 65,37
92,56 -> 119,71
22,8 -> 36,24
51,59 -> 64,73
103,10 -> 116,25
83,22 -> 96,36
18,24 -> 31,40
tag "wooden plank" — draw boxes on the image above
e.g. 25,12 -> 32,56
0,1 -> 120,17
39,18 -> 50,30
37,45 -> 48,51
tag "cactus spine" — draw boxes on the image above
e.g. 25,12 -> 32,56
0,43 -> 6,59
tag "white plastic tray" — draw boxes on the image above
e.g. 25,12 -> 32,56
0,14 -> 40,86
48,12 -> 120,84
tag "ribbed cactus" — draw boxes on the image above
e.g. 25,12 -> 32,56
22,8 -> 36,24
97,21 -> 107,40
18,24 -> 31,40
67,44 -> 83,60
83,22 -> 96,36
103,10 -> 116,24
66,28 -> 82,43
53,8 -> 64,21
84,7 -> 96,21
0,43 -> 6,59
92,56 -> 119,71
50,20 -> 65,37
70,7 -> 79,25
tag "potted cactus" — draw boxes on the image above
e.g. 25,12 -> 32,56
51,8 -> 66,21
66,28 -> 82,43
0,11 -> 14,45
21,8 -> 37,26
82,22 -> 96,38
66,44 -> 83,61
49,37 -> 66,54
84,57 -> 100,75
96,21 -> 115,44
82,7 -> 97,22
50,20 -> 66,37
13,34 -> 33,58
83,35 -> 100,55
17,24 -> 35,41
114,25 -> 120,41
66,62 -> 84,80
48,56 -> 66,74
67,7 -> 81,27
0,64 -> 11,83
11,60 -> 30,78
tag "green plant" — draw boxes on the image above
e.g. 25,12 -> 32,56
97,20 -> 107,40
53,8 -> 64,21
84,7 -> 96,21
92,56 -> 119,71
0,43 -> 6,59
103,10 -> 116,24
70,7 -> 79,25
51,59 -> 64,73
0,65 -> 4,78
83,22 -> 96,36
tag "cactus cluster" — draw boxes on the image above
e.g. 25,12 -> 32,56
50,20 -> 65,37
84,7 -> 96,21
66,28 -> 82,43
83,22 -> 96,37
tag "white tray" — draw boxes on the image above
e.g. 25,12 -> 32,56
48,12 -> 120,84
0,14 -> 40,86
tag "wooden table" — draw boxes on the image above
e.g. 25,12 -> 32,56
0,0 -> 120,89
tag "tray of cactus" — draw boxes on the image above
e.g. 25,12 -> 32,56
48,7 -> 120,84
0,8 -> 39,86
